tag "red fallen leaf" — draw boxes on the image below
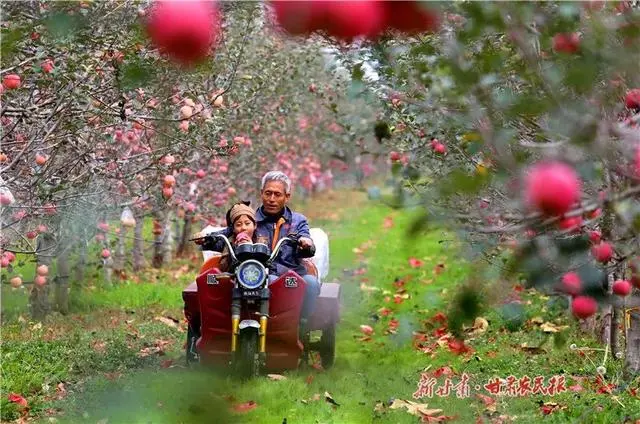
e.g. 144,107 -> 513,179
433,326 -> 448,338
360,324 -> 374,336
55,382 -> 67,400
432,366 -> 454,378
447,338 -> 472,355
379,307 -> 392,317
104,372 -> 122,381
431,312 -> 447,323
475,393 -> 496,407
422,414 -> 456,423
409,257 -> 424,268
8,393 -> 28,408
383,216 -> 394,229
305,374 -> 314,385
393,295 -> 404,304
394,278 -> 406,289
513,284 -> 524,292
231,401 -> 257,413
353,268 -> 367,275
388,319 -> 399,330
160,359 -> 174,368
433,263 -> 445,275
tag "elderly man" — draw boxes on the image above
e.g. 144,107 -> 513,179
204,171 -> 321,333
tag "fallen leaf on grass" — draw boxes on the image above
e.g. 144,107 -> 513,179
55,382 -> 67,400
360,283 -> 380,292
104,372 -> 122,381
389,399 -> 442,417
529,316 -> 544,325
7,393 -> 28,408
433,263 -> 445,275
519,343 -> 547,354
465,317 -> 489,335
360,325 -> 374,336
324,391 -> 340,407
155,316 -> 179,329
475,393 -> 496,413
231,401 -> 257,413
540,402 -> 566,415
300,394 -> 321,404
540,322 -> 569,333
305,374 -> 314,385
383,216 -> 394,229
409,258 -> 424,268
267,374 -> 287,381
160,359 -> 174,368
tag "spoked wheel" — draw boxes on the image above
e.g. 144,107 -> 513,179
319,324 -> 336,369
236,329 -> 260,380
186,323 -> 200,365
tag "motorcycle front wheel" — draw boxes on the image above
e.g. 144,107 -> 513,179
236,329 -> 260,380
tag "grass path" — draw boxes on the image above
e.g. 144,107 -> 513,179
2,190 -> 639,423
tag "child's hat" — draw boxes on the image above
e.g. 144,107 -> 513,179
229,203 -> 255,224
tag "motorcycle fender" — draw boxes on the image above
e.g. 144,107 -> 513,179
239,319 -> 260,330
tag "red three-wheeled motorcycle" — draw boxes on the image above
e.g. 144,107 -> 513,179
182,231 -> 340,378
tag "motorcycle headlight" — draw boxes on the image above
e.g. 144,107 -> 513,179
236,260 -> 267,289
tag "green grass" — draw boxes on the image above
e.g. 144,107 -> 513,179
2,191 -> 639,423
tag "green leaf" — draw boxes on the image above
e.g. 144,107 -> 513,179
439,168 -> 487,197
351,62 -> 364,82
1,26 -> 29,63
119,58 -> 156,91
45,12 -> 85,41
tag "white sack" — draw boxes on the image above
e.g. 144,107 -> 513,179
309,227 -> 329,282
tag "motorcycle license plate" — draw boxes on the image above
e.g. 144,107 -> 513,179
243,290 -> 260,297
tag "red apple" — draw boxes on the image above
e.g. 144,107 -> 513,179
26,231 -> 38,239
97,222 -> 110,232
35,153 -> 48,166
36,264 -> 49,276
163,175 -> 176,187
41,59 -> 54,74
146,0 -> 220,65
561,272 -> 582,296
324,1 -> 386,40
552,33 -> 580,54
37,224 -> 47,234
34,275 -> 47,286
179,105 -> 193,119
625,88 -> 640,110
162,186 -> 173,199
0,257 -> 9,268
389,151 -> 402,162
433,143 -> 447,154
572,296 -> 597,319
591,242 -> 613,263
383,1 -> 440,34
558,216 -> 582,232
525,161 -> 581,216
10,276 -> 22,288
2,74 -> 21,89
588,230 -> 601,244
101,248 -> 111,259
612,280 -> 632,296
196,169 -> 206,179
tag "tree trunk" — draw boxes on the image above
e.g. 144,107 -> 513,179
54,240 -> 70,315
103,256 -> 114,287
611,306 -> 621,360
74,229 -> 88,284
162,211 -> 173,265
625,309 -> 640,378
132,217 -> 146,271
176,212 -> 193,258
29,233 -> 56,320
113,223 -> 127,280
152,210 -> 165,268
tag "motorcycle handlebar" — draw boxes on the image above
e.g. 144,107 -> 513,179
193,232 -> 304,266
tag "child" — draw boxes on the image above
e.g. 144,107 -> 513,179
218,202 -> 256,271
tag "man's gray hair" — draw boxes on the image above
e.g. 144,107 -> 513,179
261,171 -> 291,194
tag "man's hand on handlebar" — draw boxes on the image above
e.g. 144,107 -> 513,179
298,236 -> 314,250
